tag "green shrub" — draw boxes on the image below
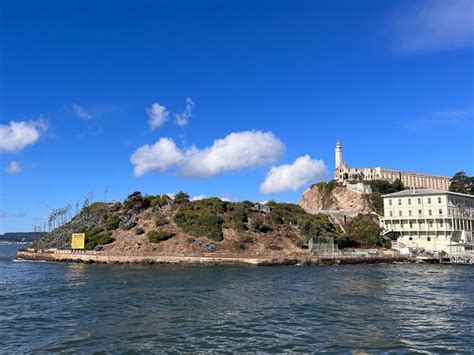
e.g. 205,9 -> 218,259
174,191 -> 190,204
343,214 -> 383,248
297,214 -> 339,241
250,217 -> 271,233
154,213 -> 167,227
150,195 -> 171,208
147,230 -> 174,243
84,230 -> 113,250
173,210 -> 224,241
123,191 -> 150,211
232,240 -> 245,251
106,214 -> 120,230
232,207 -> 248,232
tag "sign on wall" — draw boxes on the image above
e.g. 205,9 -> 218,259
71,233 -> 85,250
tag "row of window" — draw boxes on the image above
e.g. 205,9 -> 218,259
388,220 -> 449,229
388,209 -> 443,217
388,197 -> 442,206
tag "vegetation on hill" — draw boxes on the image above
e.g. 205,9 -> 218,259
450,171 -> 474,195
340,214 -> 385,248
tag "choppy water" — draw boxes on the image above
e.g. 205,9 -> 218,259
0,245 -> 473,353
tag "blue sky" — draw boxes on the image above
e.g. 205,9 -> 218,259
1,0 -> 473,233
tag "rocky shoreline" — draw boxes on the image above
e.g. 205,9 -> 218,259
17,249 -> 410,266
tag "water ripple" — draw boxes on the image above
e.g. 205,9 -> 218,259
1,245 -> 473,353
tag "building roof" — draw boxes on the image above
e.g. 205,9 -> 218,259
382,189 -> 474,199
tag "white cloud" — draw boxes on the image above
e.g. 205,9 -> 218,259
260,155 -> 328,194
130,138 -> 184,177
191,194 -> 208,201
130,130 -> 285,178
5,161 -> 21,174
175,97 -> 195,127
147,103 -> 169,129
72,103 -> 93,120
389,0 -> 474,54
0,119 -> 47,153
180,131 -> 285,178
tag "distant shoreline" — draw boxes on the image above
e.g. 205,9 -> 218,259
17,249 -> 409,266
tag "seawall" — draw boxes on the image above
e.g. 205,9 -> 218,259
16,249 -> 409,266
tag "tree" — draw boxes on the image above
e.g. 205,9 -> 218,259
450,171 -> 474,195
174,191 -> 190,204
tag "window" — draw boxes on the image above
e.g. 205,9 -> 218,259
427,237 -> 431,242
398,199 -> 402,206
409,210 -> 412,216
389,199 -> 392,206
440,221 -> 443,227
389,211 -> 393,217
409,237 -> 413,241
438,197 -> 442,204
429,222 -> 433,228
428,198 -> 431,204
408,198 -> 411,205
439,209 -> 442,215
399,210 -> 402,217
418,209 -> 422,216
429,209 -> 432,216
418,198 -> 421,205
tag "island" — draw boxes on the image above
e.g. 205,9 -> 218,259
17,190 -> 405,265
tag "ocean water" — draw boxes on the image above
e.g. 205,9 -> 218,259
0,244 -> 473,353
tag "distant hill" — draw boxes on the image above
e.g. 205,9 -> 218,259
0,232 -> 47,243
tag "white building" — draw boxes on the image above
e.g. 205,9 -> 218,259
381,189 -> 474,255
334,142 -> 451,190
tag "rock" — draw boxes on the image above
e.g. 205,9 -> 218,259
299,184 -> 373,213
192,241 -> 217,252
119,214 -> 137,230
134,227 -> 145,235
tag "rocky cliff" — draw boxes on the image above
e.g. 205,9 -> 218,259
299,182 -> 374,213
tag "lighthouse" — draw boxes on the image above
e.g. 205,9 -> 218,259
335,142 -> 343,169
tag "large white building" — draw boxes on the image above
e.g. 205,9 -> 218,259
381,189 -> 474,255
334,142 -> 451,190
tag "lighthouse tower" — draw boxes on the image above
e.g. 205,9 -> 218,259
335,142 -> 343,169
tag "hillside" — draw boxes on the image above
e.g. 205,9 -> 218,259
33,192 -> 343,257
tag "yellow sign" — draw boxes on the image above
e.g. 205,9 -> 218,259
71,233 -> 85,249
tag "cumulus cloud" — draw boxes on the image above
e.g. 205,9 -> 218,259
389,0 -> 474,54
181,131 -> 285,178
5,161 -> 21,174
147,103 -> 169,129
260,155 -> 328,194
130,138 -> 184,177
191,194 -> 208,201
72,103 -> 93,120
130,130 -> 285,178
175,97 -> 195,127
0,119 -> 47,153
